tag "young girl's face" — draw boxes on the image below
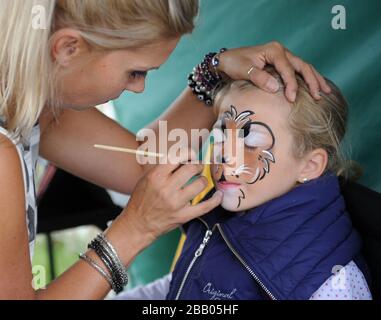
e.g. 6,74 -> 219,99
211,87 -> 304,212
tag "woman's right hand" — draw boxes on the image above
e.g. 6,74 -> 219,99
105,152 -> 223,261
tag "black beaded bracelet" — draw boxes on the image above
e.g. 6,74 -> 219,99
88,233 -> 128,294
97,234 -> 128,286
188,48 -> 227,106
88,237 -> 122,293
90,241 -> 124,293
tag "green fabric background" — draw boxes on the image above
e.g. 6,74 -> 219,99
113,0 -> 381,286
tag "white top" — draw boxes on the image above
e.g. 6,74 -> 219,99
114,261 -> 372,300
0,120 -> 40,261
310,261 -> 372,300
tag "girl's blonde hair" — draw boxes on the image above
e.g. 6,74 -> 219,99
214,66 -> 353,177
0,0 -> 199,140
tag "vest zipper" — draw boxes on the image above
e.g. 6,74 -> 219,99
175,218 -> 213,300
216,224 -> 277,300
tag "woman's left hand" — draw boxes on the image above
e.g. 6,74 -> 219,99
218,42 -> 332,102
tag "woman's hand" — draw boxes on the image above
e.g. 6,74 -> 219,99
218,42 -> 332,102
106,152 -> 222,261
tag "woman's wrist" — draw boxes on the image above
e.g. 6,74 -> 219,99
210,48 -> 228,78
214,48 -> 229,76
188,48 -> 228,106
103,209 -> 155,266
86,233 -> 129,293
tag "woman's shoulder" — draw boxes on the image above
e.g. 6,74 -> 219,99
0,131 -> 25,198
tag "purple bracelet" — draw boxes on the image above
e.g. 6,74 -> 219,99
188,48 -> 227,106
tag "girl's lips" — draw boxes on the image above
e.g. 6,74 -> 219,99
217,181 -> 242,190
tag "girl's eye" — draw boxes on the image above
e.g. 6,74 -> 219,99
244,131 -> 260,151
245,144 -> 258,152
129,71 -> 148,79
243,124 -> 274,150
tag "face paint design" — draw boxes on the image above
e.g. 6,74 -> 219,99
212,105 -> 276,209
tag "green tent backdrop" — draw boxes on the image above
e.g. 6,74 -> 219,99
112,0 -> 381,287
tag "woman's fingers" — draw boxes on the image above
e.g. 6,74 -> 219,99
220,43 -> 331,103
170,163 -> 204,189
263,42 -> 298,102
247,65 -> 280,93
220,46 -> 282,94
170,163 -> 212,207
180,191 -> 223,224
161,148 -> 198,176
179,175 -> 209,204
310,63 -> 332,94
284,51 -> 319,99
285,50 -> 331,98
298,64 -> 320,100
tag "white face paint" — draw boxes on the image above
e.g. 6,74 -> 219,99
244,124 -> 274,149
211,105 -> 276,210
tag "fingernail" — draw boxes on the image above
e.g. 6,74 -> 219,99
266,78 -> 279,92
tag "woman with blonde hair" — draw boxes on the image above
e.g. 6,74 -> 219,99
0,0 -> 330,299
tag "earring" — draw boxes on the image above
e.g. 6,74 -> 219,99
301,178 -> 309,184
68,46 -> 75,55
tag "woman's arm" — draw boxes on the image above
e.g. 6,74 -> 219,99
0,137 -> 35,299
0,135 -> 141,299
39,87 -> 214,195
1,136 -> 222,299
40,107 -> 146,195
40,43 -> 330,195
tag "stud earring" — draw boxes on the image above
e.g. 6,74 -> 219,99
68,46 -> 75,55
301,178 -> 309,184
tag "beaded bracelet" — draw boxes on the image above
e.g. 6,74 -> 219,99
188,48 -> 227,106
87,233 -> 129,294
89,234 -> 128,293
89,240 -> 124,293
97,234 -> 128,286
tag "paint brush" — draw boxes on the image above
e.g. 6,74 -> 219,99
94,144 -> 164,158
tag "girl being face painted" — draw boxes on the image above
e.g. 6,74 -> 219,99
212,105 -> 275,185
211,86 -> 305,212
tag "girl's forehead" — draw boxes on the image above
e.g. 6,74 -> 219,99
218,88 -> 291,125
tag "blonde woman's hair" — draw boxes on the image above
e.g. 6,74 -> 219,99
214,66 -> 355,178
0,0 -> 199,140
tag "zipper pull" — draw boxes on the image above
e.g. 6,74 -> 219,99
195,230 -> 212,257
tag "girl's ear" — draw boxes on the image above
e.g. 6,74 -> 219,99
297,148 -> 328,183
50,28 -> 87,66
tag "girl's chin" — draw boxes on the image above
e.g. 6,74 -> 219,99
220,196 -> 244,212
221,203 -> 242,212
